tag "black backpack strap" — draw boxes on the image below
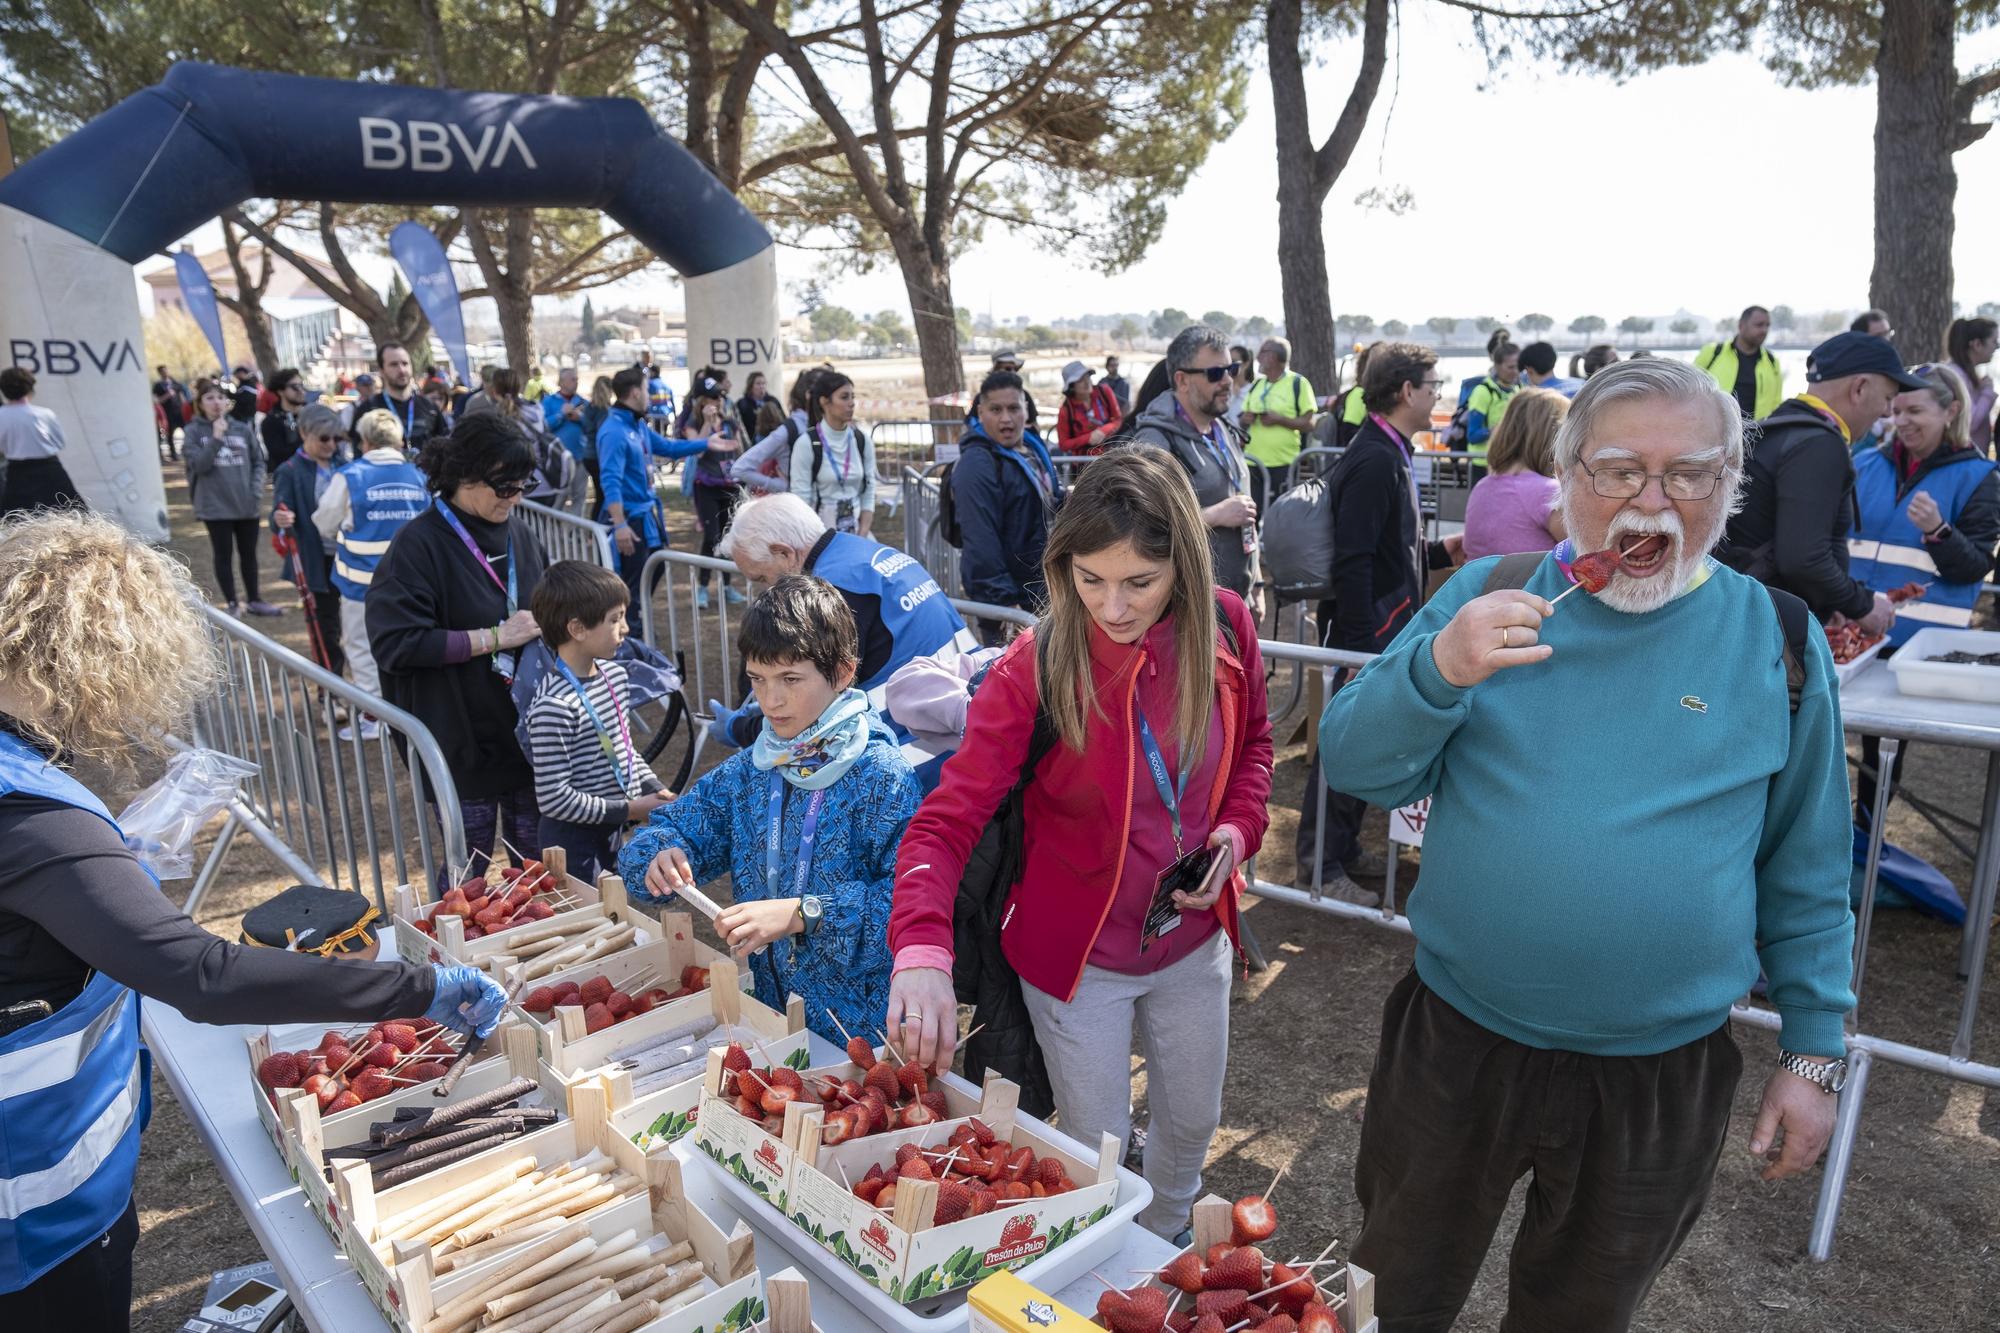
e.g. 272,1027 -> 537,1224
1762,585 -> 1809,715
1481,551 -> 1547,594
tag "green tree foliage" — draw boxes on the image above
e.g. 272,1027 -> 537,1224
1336,314 -> 1375,335
1669,317 -> 1701,335
1570,315 -> 1607,337
1202,311 -> 1238,336
1770,304 -> 1796,331
1022,324 -> 1060,350
1241,315 -> 1273,339
1381,319 -> 1409,337
1427,317 -> 1458,338
1618,315 -> 1655,343
1518,312 -> 1554,334
1112,316 -> 1142,345
811,305 -> 860,342
1152,307 -> 1194,340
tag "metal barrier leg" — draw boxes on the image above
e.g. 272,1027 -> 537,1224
1852,737 -> 1900,1013
1806,1046 -> 1872,1262
183,809 -> 243,916
1238,912 -> 1270,973
1951,750 -> 2000,1057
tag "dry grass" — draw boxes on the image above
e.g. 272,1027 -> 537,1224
131,465 -> 1999,1331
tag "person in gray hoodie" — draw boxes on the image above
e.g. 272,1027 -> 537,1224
184,378 -> 279,616
1129,323 -> 1261,604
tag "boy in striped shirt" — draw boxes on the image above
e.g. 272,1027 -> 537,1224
525,561 -> 671,881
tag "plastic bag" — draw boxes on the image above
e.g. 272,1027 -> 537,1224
117,748 -> 260,879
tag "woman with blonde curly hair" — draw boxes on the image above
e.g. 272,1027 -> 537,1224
0,511 -> 505,1326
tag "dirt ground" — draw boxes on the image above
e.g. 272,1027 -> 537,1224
128,462 -> 1998,1331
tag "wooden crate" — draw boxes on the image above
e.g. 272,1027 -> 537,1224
258,1022 -> 545,1240
390,852 -> 638,973
784,1076 -> 1120,1304
336,1113 -> 766,1333
515,922 -> 756,1071
1103,1195 -> 1378,1333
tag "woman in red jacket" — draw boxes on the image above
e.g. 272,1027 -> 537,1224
1054,359 -> 1123,454
888,448 -> 1273,1240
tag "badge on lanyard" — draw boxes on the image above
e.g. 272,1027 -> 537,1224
1135,712 -> 1216,951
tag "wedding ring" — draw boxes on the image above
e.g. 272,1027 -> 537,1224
1500,625 -> 1511,649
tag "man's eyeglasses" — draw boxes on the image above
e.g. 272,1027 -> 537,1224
1420,379 -> 1446,391
1580,457 -> 1723,501
1180,364 -> 1238,383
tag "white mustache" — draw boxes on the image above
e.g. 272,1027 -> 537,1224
1606,510 -> 1683,543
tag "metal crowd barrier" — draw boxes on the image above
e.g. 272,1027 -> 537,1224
518,497 -> 616,569
1250,636 -> 2000,1263
871,418 -> 966,476
900,463 -> 958,598
178,605 -> 468,920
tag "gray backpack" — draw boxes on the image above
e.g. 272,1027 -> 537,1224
1260,458 -> 1351,602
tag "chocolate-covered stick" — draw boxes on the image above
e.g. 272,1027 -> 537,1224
436,974 -> 529,1099
375,1134 -> 527,1188
375,1076 -> 540,1145
365,1117 -> 529,1177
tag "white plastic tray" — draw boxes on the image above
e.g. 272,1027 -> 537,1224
1889,627 -> 2000,703
691,1095 -> 1152,1332
1833,634 -> 1886,687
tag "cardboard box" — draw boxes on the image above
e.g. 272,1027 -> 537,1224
783,1076 -> 1120,1304
390,852 -> 640,972
690,1044 -> 986,1219
336,1113 -> 767,1333
559,969 -> 810,1158
966,1271 -> 1098,1332
257,1022 -> 545,1240
1109,1195 -> 1379,1333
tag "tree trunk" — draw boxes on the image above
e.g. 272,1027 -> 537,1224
1872,0 -> 1956,363
895,231 -> 963,407
218,219 -> 280,377
1266,0 -> 1387,396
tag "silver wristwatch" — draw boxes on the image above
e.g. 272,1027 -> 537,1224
1778,1050 -> 1848,1094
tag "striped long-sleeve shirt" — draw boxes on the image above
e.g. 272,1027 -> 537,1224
524,661 -> 663,825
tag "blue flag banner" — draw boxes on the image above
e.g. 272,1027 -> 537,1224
390,221 -> 470,388
173,249 -> 230,374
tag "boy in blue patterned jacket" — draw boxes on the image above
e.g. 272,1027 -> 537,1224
620,575 -> 919,1045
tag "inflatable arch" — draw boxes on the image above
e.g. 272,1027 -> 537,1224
0,62 -> 780,540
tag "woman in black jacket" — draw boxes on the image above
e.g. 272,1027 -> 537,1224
365,414 -> 548,886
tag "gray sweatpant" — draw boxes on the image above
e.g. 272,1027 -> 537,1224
341,597 -> 380,696
1020,930 -> 1231,1238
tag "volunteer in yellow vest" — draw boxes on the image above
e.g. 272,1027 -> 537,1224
1696,305 -> 1784,421
1463,342 -> 1521,457
1239,336 -> 1317,506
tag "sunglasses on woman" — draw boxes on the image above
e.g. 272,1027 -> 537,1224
481,478 -> 529,499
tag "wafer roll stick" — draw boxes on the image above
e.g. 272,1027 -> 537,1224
376,1076 -> 540,1145
411,1175 -> 544,1247
542,1290 -> 623,1333
584,1300 -> 660,1333
380,1160 -> 538,1240
610,1263 -> 672,1298
630,1258 -> 706,1305
484,1277 -> 615,1333
425,1226 -> 590,1329
432,1216 -> 568,1272
453,1162 -> 609,1227
482,1234 -> 650,1320
454,1172 -> 624,1246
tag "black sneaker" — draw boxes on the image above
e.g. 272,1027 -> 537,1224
1124,1124 -> 1147,1171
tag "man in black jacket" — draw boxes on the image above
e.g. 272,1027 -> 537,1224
260,368 -> 307,472
1718,331 -> 1924,630
350,341 -> 446,453
1296,341 -> 1460,903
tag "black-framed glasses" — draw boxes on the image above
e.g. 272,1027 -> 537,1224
1180,364 -> 1236,383
483,479 -> 529,499
1580,457 -> 1723,501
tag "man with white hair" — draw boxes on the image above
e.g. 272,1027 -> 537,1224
1317,358 -> 1856,1332
712,493 -> 974,765
1238,335 -> 1316,503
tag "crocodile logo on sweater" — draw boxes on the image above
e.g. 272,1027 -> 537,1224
1680,695 -> 1707,713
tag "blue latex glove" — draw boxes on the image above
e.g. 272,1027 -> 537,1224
426,965 -> 508,1038
705,697 -> 760,748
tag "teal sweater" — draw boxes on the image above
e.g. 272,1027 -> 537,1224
1321,553 -> 1855,1058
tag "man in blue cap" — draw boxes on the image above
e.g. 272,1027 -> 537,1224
1718,330 -> 1927,629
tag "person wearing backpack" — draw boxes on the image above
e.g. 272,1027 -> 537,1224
1314,356 -> 1855,1333
1131,325 -> 1262,604
1294,342 -> 1461,904
888,449 -> 1273,1242
789,371 -> 876,537
731,366 -> 824,494
951,371 -> 1064,642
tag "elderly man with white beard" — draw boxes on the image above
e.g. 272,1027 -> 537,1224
1317,357 -> 1856,1333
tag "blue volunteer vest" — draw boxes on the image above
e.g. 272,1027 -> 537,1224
1848,445 -> 1996,646
812,533 -> 975,784
332,456 -> 429,600
0,731 -> 151,1292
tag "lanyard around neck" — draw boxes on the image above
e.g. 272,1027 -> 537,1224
1174,398 -> 1238,492
765,772 -> 828,902
552,659 -> 637,790
1135,711 -> 1192,855
816,422 -> 855,483
433,499 -> 516,614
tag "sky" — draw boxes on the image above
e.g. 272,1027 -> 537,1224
137,10 -> 2000,332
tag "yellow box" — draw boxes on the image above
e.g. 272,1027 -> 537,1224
965,1270 -> 1098,1332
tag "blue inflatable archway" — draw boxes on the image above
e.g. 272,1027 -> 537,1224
0,62 -> 781,538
